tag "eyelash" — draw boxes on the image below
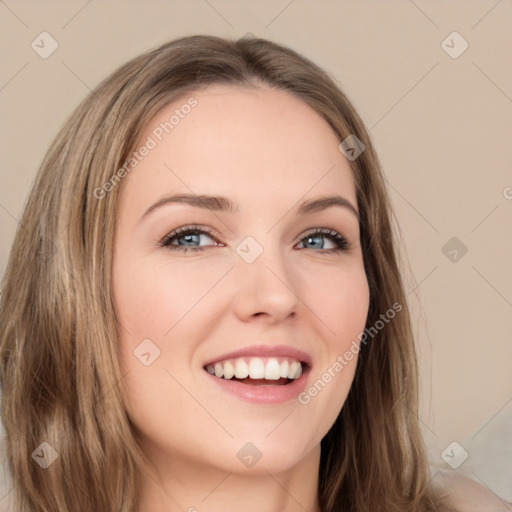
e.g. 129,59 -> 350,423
159,225 -> 350,254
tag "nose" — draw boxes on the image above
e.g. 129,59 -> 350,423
231,238 -> 300,324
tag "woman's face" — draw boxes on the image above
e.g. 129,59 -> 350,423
112,84 -> 369,475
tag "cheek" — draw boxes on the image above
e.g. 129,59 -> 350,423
301,260 -> 370,343
113,255 -> 225,341
112,256 -> 216,448
295,263 -> 369,423
112,255 -> 231,416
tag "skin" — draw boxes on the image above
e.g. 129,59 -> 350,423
112,84 -> 370,512
434,469 -> 512,511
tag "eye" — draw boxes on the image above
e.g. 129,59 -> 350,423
295,228 -> 350,253
159,225 -> 220,253
160,225 -> 350,255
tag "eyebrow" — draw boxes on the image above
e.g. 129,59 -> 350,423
139,193 -> 359,222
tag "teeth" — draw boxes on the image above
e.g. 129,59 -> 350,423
265,359 -> 281,380
234,359 -> 249,379
248,358 -> 265,379
205,357 -> 304,381
223,361 -> 235,379
279,360 -> 289,378
289,361 -> 302,379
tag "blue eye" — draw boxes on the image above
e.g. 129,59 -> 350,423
160,225 -> 219,253
296,228 -> 349,252
160,226 -> 350,254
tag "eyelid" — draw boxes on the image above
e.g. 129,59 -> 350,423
296,227 -> 345,242
159,224 -> 220,247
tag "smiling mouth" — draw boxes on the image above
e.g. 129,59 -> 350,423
204,356 -> 307,386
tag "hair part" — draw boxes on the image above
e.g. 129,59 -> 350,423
1,34 -> 450,512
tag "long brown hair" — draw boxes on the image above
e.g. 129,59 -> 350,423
0,35 -> 449,512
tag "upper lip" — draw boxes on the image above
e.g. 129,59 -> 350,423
204,344 -> 312,368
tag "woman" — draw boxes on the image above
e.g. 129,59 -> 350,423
0,35 -> 504,512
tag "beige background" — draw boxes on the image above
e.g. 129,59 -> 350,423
1,0 -> 511,508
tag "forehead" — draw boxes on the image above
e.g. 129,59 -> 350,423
121,84 -> 356,209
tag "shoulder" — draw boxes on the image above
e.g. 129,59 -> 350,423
432,468 -> 512,512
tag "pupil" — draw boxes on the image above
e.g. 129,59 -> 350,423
183,234 -> 198,246
308,236 -> 321,249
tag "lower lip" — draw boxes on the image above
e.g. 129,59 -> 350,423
204,368 -> 310,404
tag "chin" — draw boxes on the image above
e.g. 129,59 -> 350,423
219,435 -> 318,475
